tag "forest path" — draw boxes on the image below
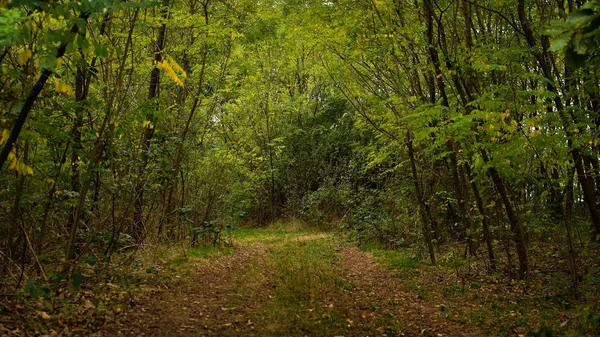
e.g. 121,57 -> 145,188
108,228 -> 478,336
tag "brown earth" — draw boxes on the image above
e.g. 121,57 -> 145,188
104,236 -> 480,336
1,233 -> 483,336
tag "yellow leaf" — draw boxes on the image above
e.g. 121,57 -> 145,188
531,130 -> 542,137
166,56 -> 186,78
436,73 -> 442,78
55,80 -> 72,94
142,120 -> 154,129
0,129 -> 9,145
19,48 -> 32,65
39,311 -> 51,320
26,166 -> 33,176
56,57 -> 63,69
157,60 -> 184,87
511,120 -> 518,127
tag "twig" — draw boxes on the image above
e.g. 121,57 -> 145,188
463,0 -> 526,38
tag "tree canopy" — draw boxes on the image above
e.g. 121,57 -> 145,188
1,0 -> 600,324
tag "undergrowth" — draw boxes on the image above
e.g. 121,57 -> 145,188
360,241 -> 600,337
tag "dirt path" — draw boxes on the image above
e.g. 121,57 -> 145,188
106,243 -> 274,336
335,246 -> 478,336
102,232 -> 480,336
1,231 -> 482,336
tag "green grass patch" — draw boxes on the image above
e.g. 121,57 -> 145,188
232,222 -> 319,243
262,237 -> 342,336
270,238 -> 337,305
360,244 -> 421,271
189,245 -> 233,258
407,282 -> 430,300
467,308 -> 489,327
163,245 -> 233,271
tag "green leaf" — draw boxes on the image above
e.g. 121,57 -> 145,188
572,33 -> 589,54
550,32 -> 572,51
94,44 -> 108,58
83,255 -> 98,266
71,272 -> 86,289
567,9 -> 596,27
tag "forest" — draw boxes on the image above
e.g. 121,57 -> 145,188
1,0 -> 600,335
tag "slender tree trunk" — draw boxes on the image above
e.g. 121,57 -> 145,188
64,9 -> 139,272
0,12 -> 89,170
481,150 -> 529,279
465,162 -> 496,271
67,60 -> 87,231
8,142 -> 29,261
38,143 -> 69,254
407,131 -> 436,264
564,168 -> 579,290
423,0 -> 473,249
134,0 -> 169,242
264,94 -> 276,223
163,35 -> 209,235
517,0 -> 600,239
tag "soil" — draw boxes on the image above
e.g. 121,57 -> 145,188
105,236 -> 480,336
1,233 -> 484,336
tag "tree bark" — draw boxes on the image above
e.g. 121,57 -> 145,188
481,150 -> 529,279
0,12 -> 89,170
517,0 -> 600,239
133,0 -> 169,242
407,131 -> 436,264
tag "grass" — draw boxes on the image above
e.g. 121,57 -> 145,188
26,224 -> 600,337
359,242 -> 421,271
231,221 -> 319,243
357,242 -> 600,337
261,233 -> 342,336
161,245 -> 233,270
270,239 -> 337,304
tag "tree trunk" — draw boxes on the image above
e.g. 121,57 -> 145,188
465,162 -> 496,271
517,0 -> 600,239
133,0 -> 169,242
407,131 -> 436,264
481,150 -> 529,279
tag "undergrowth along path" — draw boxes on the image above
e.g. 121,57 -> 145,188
2,227 -> 486,336
107,228 -> 478,337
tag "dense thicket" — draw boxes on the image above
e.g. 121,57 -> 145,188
1,0 -> 599,288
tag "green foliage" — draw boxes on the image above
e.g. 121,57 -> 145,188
24,278 -> 51,299
548,0 -> 600,67
0,2 -> 599,335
